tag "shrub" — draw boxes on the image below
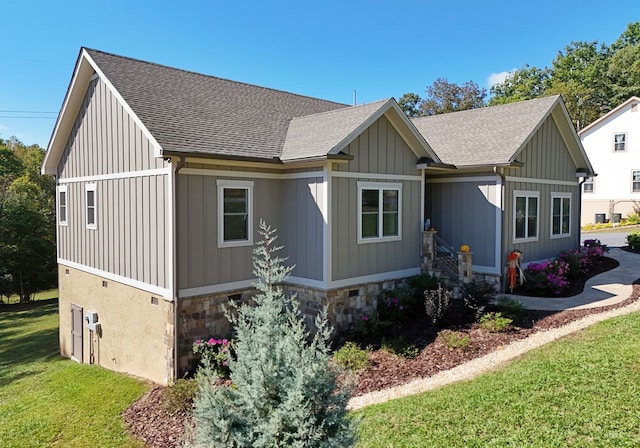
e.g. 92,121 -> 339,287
379,285 -> 415,323
627,232 -> 640,251
351,312 -> 389,341
557,248 -> 588,280
495,296 -> 524,320
583,238 -> 608,257
189,221 -> 357,447
439,330 -> 471,351
408,273 -> 440,294
461,281 -> 496,321
163,378 -> 197,414
192,337 -> 232,378
333,342 -> 369,372
478,312 -> 512,333
424,284 -> 451,326
381,335 -> 420,359
524,259 -> 570,295
625,213 -> 640,225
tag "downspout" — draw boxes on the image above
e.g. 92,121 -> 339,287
494,166 -> 506,283
172,155 -> 185,382
578,175 -> 588,239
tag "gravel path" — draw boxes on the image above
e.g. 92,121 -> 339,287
348,298 -> 640,410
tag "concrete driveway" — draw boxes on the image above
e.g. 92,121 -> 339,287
581,225 -> 640,248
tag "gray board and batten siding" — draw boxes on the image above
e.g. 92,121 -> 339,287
503,115 -> 582,264
176,170 -> 325,294
425,175 -> 500,274
331,115 -> 424,281
56,77 -> 170,293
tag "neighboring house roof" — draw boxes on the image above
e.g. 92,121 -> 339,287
578,96 -> 640,136
43,48 -> 440,173
411,95 -> 593,173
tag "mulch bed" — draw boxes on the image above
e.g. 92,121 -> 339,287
124,254 -> 640,448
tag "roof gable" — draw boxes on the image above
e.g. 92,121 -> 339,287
411,95 -> 593,173
43,48 -> 350,173
281,98 -> 440,163
578,96 -> 640,137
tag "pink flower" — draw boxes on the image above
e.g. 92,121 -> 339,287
361,315 -> 369,321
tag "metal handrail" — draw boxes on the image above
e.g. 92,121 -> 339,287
433,233 -> 459,278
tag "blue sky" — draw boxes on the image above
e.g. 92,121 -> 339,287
2,0 -> 639,148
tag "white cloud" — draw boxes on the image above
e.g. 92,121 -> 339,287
0,124 -> 7,131
487,69 -> 516,88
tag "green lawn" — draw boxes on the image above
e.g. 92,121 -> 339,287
1,288 -> 59,305
0,300 -> 151,448
3,297 -> 640,447
356,312 -> 640,447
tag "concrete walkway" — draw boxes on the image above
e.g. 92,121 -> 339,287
502,248 -> 640,311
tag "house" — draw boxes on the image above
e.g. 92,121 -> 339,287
412,95 -> 594,276
42,48 -> 447,384
578,96 -> 640,225
42,48 -> 594,385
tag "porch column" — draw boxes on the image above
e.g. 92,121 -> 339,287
457,250 -> 473,284
422,230 -> 437,274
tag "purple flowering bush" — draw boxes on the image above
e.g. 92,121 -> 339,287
524,259 -> 571,295
522,239 -> 609,296
193,337 -> 232,378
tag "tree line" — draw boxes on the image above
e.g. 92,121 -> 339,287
0,137 -> 56,303
399,22 -> 640,129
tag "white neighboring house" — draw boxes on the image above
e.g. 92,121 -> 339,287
578,96 -> 640,225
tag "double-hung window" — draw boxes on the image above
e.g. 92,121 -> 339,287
633,170 -> 640,193
58,185 -> 68,226
613,133 -> 627,152
551,193 -> 571,238
217,180 -> 254,247
357,182 -> 402,243
513,190 -> 539,242
85,184 -> 97,229
583,178 -> 594,193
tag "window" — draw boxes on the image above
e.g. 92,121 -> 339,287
633,171 -> 640,193
85,184 -> 97,229
58,185 -> 68,226
357,182 -> 402,243
613,133 -> 627,151
551,193 -> 571,238
513,191 -> 539,242
217,180 -> 254,247
582,178 -> 594,194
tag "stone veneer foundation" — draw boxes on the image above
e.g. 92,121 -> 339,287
176,277 -> 408,376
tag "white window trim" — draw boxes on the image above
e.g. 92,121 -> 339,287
512,190 -> 539,243
583,178 -> 595,194
216,179 -> 254,248
357,181 -> 402,244
613,132 -> 627,152
58,185 -> 68,226
550,192 -> 572,239
632,170 -> 640,194
85,183 -> 97,230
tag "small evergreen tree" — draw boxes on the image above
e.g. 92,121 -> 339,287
189,221 -> 357,447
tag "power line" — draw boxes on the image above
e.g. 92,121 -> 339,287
0,116 -> 56,119
0,110 -> 57,114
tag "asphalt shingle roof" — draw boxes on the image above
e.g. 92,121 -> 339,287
85,49 -> 349,160
281,99 -> 391,161
411,95 -> 561,167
